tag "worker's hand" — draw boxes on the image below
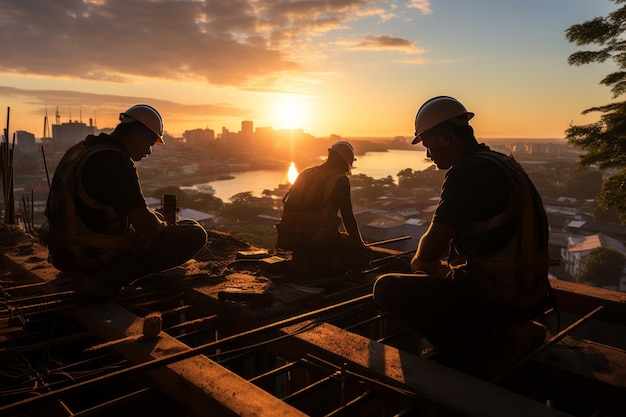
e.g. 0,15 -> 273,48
411,256 -> 446,276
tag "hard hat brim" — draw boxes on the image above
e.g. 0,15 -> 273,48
411,111 -> 474,145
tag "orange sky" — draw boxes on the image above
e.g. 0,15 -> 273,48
0,0 -> 618,140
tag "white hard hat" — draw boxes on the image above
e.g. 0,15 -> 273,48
329,141 -> 355,169
412,96 -> 474,144
120,104 -> 164,144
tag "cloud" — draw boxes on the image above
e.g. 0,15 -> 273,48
0,85 -> 246,132
409,0 -> 432,15
0,0 -> 380,87
350,35 -> 425,54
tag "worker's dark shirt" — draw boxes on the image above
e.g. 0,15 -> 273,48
77,134 -> 147,232
283,165 -> 346,222
433,144 -> 517,257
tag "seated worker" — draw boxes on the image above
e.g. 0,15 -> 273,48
373,96 -> 551,379
276,141 -> 375,274
41,104 -> 208,298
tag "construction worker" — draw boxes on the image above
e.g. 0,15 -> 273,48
41,104 -> 208,298
373,96 -> 550,378
276,141 -> 375,274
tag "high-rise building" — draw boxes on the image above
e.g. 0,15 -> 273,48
241,120 -> 253,139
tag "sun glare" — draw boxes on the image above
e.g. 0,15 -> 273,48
287,162 -> 299,184
272,95 -> 309,130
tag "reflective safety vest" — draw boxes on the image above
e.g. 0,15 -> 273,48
42,138 -> 135,272
275,166 -> 344,250
449,150 -> 550,310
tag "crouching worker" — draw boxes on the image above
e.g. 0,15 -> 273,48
373,96 -> 551,379
276,141 -> 376,275
41,104 -> 208,298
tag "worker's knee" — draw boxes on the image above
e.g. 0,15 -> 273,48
372,273 -> 402,307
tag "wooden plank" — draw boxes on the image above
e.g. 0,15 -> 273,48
1,239 -> 59,285
529,335 -> 626,414
69,303 -> 307,417
535,335 -> 626,388
550,280 -> 626,326
275,321 -> 573,417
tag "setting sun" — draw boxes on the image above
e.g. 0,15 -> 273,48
272,95 -> 309,130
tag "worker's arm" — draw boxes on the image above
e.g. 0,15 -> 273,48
411,222 -> 455,274
127,206 -> 167,250
336,178 -> 367,247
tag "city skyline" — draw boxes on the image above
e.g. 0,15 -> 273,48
0,0 -> 619,139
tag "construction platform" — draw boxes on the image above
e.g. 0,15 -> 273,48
0,229 -> 625,417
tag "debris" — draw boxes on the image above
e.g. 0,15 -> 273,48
143,312 -> 163,338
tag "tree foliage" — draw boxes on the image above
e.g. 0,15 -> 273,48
565,0 -> 626,223
561,168 -> 603,200
578,246 -> 625,288
221,191 -> 274,220
350,173 -> 397,204
396,166 -> 445,191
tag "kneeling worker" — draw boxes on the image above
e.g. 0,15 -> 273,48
276,141 -> 375,274
42,104 -> 208,298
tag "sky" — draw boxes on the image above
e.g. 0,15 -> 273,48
0,0 -> 620,140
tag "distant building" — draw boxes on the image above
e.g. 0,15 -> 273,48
360,214 -> 424,252
179,208 -> 215,229
183,128 -> 215,150
368,198 -> 421,218
565,220 -> 626,242
52,120 -> 96,147
561,233 -> 626,291
241,121 -> 253,139
16,131 -> 37,153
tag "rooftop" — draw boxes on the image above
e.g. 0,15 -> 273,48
1,227 -> 625,417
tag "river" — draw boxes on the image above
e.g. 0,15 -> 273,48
184,149 -> 433,201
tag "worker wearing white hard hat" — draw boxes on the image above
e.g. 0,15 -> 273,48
328,140 -> 356,173
119,104 -> 165,145
276,140 -> 380,275
373,95 -> 551,379
42,104 -> 208,299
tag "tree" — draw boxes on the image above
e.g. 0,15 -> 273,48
578,246 -> 625,288
396,166 -> 445,191
561,168 -> 603,200
350,173 -> 397,204
565,1 -> 626,223
221,191 -> 274,220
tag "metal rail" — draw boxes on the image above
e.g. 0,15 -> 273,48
0,293 -> 374,414
491,304 -> 606,384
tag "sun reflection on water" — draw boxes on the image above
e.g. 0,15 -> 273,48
287,162 -> 299,184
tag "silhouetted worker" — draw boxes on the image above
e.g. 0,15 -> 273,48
42,104 -> 208,298
276,141 -> 374,274
373,96 -> 551,378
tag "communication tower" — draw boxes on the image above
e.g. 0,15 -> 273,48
43,107 -> 51,139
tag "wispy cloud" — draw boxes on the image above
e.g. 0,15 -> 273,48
409,0 -> 432,15
349,35 -> 425,54
0,85 -> 246,130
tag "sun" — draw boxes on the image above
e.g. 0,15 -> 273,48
272,95 -> 309,130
